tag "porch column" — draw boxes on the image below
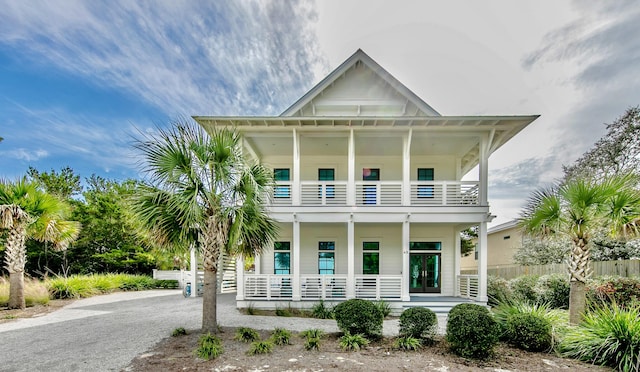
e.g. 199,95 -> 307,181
479,133 -> 489,206
292,219 -> 301,301
402,129 -> 412,206
236,255 -> 245,301
292,128 -> 301,206
402,217 -> 411,301
254,255 -> 261,275
346,216 -> 355,299
347,129 -> 355,206
454,227 -> 461,296
190,246 -> 197,298
477,221 -> 488,302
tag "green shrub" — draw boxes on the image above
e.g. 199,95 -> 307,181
446,303 -> 500,359
339,333 -> 369,351
509,275 -> 539,303
304,337 -> 321,350
195,333 -> 223,360
334,299 -> 383,338
399,307 -> 438,341
275,307 -> 291,317
394,335 -> 422,351
587,276 -> 640,307
535,274 -> 569,309
560,302 -> 640,371
492,299 -> 567,346
488,275 -> 512,307
300,328 -> 324,339
270,328 -> 291,346
375,300 -> 391,318
154,279 -> 179,289
171,327 -> 187,337
505,313 -> 552,352
234,327 -> 260,343
311,300 -> 334,319
47,276 -> 99,299
247,340 -> 273,355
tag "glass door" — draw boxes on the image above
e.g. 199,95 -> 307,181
363,168 -> 380,205
409,253 -> 441,293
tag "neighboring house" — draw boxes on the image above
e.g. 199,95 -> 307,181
194,49 -> 538,312
461,220 -> 523,272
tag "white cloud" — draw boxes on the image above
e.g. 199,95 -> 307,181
2,148 -> 49,162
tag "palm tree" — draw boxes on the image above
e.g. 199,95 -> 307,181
131,120 -> 278,333
520,174 -> 640,324
0,178 -> 80,309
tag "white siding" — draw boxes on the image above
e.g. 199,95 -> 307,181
354,223 -> 402,275
411,156 -> 457,180
259,223 -> 292,274
300,223 -> 347,275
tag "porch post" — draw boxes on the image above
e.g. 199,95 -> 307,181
346,216 -> 355,299
190,245 -> 197,298
292,219 -> 301,301
402,217 -> 411,301
402,129 -> 412,206
454,227 -> 461,296
479,134 -> 489,206
347,129 -> 355,206
254,255 -> 261,275
236,255 -> 245,301
477,221 -> 488,302
292,128 -> 301,206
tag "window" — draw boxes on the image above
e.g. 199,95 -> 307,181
362,168 -> 380,181
274,241 -> 290,274
417,168 -> 434,198
318,241 -> 335,274
362,168 -> 380,204
362,242 -> 379,275
503,235 -> 511,240
274,168 -> 290,199
318,168 -> 335,199
409,242 -> 441,251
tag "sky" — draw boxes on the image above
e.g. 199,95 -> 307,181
1,0 -> 639,227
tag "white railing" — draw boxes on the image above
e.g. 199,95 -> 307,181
300,181 -> 348,205
355,181 -> 402,206
301,275 -> 347,299
355,275 -> 402,300
457,274 -> 479,300
244,275 -> 293,299
272,181 -> 292,205
411,181 -> 479,206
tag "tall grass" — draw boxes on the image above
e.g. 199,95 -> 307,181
0,277 -> 50,307
47,274 -> 163,299
560,302 -> 640,372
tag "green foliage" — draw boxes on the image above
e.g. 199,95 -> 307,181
195,333 -> 223,360
460,227 -> 478,256
234,327 -> 260,343
245,304 -> 257,315
333,299 -> 383,338
513,237 -> 570,266
560,302 -> 640,371
505,313 -> 552,352
0,277 -> 49,307
399,307 -> 437,341
535,274 -> 570,309
487,275 -> 512,307
304,337 -> 321,350
394,336 -> 422,351
374,300 -> 391,318
339,333 -> 369,351
275,307 -> 291,317
300,328 -> 324,339
171,327 -> 187,337
587,276 -> 640,306
46,274 -> 160,299
492,299 -> 567,346
509,275 -> 539,303
154,279 -> 179,289
270,328 -> 291,346
247,340 -> 273,355
311,300 -> 334,319
446,303 -> 500,359
27,166 -> 82,199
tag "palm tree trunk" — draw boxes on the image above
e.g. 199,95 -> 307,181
568,238 -> 592,325
5,224 -> 27,309
8,271 -> 25,309
202,268 -> 218,333
569,280 -> 586,324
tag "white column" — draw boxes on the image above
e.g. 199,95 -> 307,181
346,216 -> 355,299
477,221 -> 488,302
292,219 -> 301,301
347,129 -> 355,206
190,246 -> 197,298
235,255 -> 245,301
479,134 -> 489,206
454,227 -> 461,296
402,129 -> 412,206
402,217 -> 411,301
292,128 -> 301,206
254,255 -> 261,275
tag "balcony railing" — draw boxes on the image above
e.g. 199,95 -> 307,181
271,180 -> 479,206
457,274 -> 479,300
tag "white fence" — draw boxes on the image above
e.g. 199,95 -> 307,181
457,275 -> 479,300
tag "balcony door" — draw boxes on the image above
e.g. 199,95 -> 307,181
318,168 -> 335,199
362,168 -> 380,205
409,253 -> 441,293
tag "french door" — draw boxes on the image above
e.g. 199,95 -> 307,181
409,253 -> 441,293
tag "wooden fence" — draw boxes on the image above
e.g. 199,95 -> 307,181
461,259 -> 640,280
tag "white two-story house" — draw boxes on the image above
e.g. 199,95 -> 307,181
194,49 -> 538,312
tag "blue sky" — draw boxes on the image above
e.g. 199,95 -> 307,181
1,1 -> 639,225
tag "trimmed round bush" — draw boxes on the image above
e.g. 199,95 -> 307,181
399,307 -> 438,341
333,299 -> 383,338
488,276 -> 513,306
505,313 -> 552,352
509,275 -> 539,303
535,274 -> 570,309
446,303 -> 500,359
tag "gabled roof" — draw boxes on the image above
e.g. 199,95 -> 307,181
488,219 -> 521,234
280,49 -> 440,117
